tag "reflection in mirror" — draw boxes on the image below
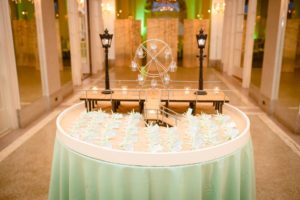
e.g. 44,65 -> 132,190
277,0 -> 300,130
54,0 -> 72,86
250,0 -> 269,88
9,0 -> 43,107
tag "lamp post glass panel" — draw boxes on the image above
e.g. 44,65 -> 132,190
195,29 -> 207,95
100,29 -> 113,94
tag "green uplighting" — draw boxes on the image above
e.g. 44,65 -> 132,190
16,1 -> 35,20
135,0 -> 146,38
253,31 -> 258,40
186,0 -> 196,19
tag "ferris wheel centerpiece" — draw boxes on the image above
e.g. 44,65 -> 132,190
131,39 -> 177,87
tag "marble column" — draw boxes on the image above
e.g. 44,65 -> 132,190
34,0 -> 61,95
242,0 -> 257,88
222,0 -> 237,75
221,0 -> 230,73
89,0 -> 104,74
0,0 -> 20,130
67,0 -> 83,85
101,0 -> 116,59
228,0 -> 237,76
222,0 -> 245,78
209,0 -> 225,67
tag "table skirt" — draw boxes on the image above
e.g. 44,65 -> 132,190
49,139 -> 255,200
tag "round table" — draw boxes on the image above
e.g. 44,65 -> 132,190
49,103 -> 255,200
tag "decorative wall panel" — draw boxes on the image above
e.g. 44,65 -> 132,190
115,19 -> 141,67
12,20 -> 39,69
147,18 -> 179,62
183,19 -> 210,68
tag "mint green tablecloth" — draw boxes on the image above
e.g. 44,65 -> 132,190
49,139 -> 255,200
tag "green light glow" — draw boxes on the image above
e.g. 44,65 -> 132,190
253,31 -> 258,40
16,1 -> 35,20
186,0 -> 196,19
135,0 -> 146,38
186,0 -> 203,19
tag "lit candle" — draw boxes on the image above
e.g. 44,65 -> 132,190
214,87 -> 220,94
121,86 -> 127,94
131,61 -> 138,71
138,74 -> 144,86
148,109 -> 156,114
151,79 -> 157,88
184,87 -> 190,95
91,86 -> 98,94
164,74 -> 170,84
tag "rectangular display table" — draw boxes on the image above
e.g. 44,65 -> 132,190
80,89 -> 229,113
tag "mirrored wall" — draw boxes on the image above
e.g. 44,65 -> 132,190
9,0 -> 42,107
250,0 -> 268,88
54,0 -> 72,85
277,0 -> 300,130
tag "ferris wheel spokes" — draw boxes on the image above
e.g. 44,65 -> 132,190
131,39 -> 177,87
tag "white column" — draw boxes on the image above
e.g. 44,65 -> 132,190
67,0 -> 83,85
34,0 -> 61,95
221,0 -> 230,72
80,0 -> 90,74
242,0 -> 257,88
260,0 -> 288,100
0,0 -> 21,129
227,0 -> 237,75
222,0 -> 245,78
101,0 -> 116,59
209,0 -> 225,64
89,0 -> 104,73
222,0 -> 235,74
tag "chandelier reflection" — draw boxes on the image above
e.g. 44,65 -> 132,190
152,0 -> 180,12
211,1 -> 225,15
101,2 -> 114,13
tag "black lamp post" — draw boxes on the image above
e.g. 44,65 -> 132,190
195,28 -> 207,95
99,29 -> 113,94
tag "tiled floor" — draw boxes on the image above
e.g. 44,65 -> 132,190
0,66 -> 300,199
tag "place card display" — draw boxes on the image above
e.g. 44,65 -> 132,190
67,109 -> 240,152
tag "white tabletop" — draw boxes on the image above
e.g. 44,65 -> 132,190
56,103 -> 250,166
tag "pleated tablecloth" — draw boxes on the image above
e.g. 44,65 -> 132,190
49,103 -> 255,200
48,138 -> 255,200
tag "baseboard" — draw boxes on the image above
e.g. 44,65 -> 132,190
17,83 -> 73,128
249,83 -> 300,134
208,59 -> 222,68
17,97 -> 49,128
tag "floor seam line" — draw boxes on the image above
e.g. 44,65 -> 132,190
212,69 -> 256,107
0,110 -> 61,162
0,74 -> 105,162
258,114 -> 300,157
